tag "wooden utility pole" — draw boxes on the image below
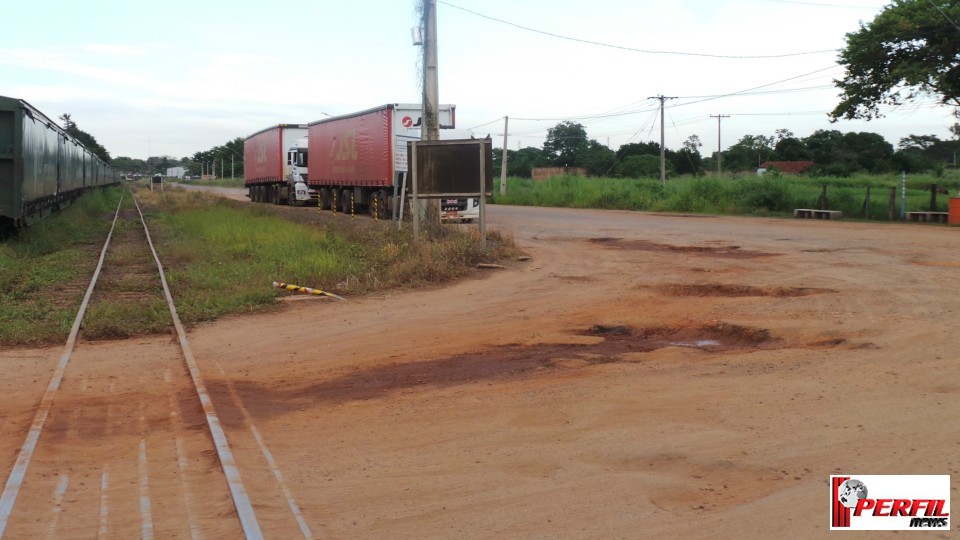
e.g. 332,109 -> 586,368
422,0 -> 439,142
648,95 -> 676,185
420,0 -> 440,223
500,116 -> 508,195
710,114 -> 730,177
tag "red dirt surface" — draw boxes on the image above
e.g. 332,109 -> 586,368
2,198 -> 958,538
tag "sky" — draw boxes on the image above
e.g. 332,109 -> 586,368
2,0 -> 957,160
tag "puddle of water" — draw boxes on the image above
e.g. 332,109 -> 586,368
667,340 -> 721,348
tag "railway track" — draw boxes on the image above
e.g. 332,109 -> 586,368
0,191 -> 310,538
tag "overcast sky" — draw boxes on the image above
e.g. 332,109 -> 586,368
2,0 -> 955,160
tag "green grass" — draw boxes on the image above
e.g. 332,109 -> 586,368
178,176 -> 246,188
0,188 -> 122,345
2,186 -> 520,345
492,171 -> 960,219
137,188 -> 521,326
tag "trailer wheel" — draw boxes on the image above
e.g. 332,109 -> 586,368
319,188 -> 332,210
339,189 -> 351,214
371,190 -> 388,220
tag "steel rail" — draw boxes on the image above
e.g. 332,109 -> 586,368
0,191 -> 265,539
130,194 -> 264,539
0,194 -> 125,538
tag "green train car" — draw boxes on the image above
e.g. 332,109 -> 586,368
0,95 -> 119,227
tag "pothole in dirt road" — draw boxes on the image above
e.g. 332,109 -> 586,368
582,322 -> 777,352
588,238 -> 779,259
652,283 -> 837,298
231,322 -> 785,413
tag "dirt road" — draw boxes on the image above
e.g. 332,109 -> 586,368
2,200 -> 957,538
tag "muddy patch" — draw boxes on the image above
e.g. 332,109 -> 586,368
653,283 -> 836,298
589,238 -> 778,258
231,322 -> 783,414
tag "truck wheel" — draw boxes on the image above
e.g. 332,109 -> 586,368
339,189 -> 351,214
371,191 -> 388,220
319,188 -> 331,210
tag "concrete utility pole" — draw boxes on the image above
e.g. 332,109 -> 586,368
648,95 -> 677,186
710,114 -> 730,177
422,0 -> 439,142
500,116 -> 508,195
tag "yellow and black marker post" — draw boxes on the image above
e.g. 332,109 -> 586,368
273,281 -> 347,301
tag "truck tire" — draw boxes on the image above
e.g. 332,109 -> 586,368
371,190 -> 388,220
339,189 -> 351,214
319,188 -> 332,210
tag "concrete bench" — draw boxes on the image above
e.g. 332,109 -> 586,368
794,209 -> 843,220
905,211 -> 948,223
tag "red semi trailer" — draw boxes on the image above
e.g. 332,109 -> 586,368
307,103 -> 479,221
243,123 -> 311,205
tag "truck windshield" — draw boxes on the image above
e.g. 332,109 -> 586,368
297,149 -> 308,167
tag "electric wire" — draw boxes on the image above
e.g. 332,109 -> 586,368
925,0 -> 960,32
437,0 -> 839,59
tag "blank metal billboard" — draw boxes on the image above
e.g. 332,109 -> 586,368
408,138 -> 493,197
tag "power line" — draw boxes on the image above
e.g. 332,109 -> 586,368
761,0 -> 884,8
437,0 -> 838,59
672,65 -> 842,109
925,0 -> 960,32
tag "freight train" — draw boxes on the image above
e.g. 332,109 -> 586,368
243,103 -> 479,221
0,95 -> 120,228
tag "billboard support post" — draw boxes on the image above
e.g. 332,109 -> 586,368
479,140 -> 486,247
411,141 -> 420,241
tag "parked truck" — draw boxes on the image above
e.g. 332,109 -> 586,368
307,103 -> 479,221
243,123 -> 312,205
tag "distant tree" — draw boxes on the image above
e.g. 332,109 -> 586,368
673,134 -> 704,176
616,141 -> 660,160
895,133 -> 960,171
802,129 -> 893,175
582,140 -> 617,176
842,131 -> 894,172
190,137 -> 245,178
112,156 -> 147,174
59,113 -> 112,163
773,137 -> 812,161
617,155 -> 663,178
542,121 -> 588,167
831,0 -> 960,122
513,147 -> 549,178
722,134 -> 775,171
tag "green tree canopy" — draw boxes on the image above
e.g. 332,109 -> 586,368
831,0 -> 960,121
722,134 -> 775,171
59,113 -> 112,163
542,121 -> 588,167
617,154 -> 665,178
